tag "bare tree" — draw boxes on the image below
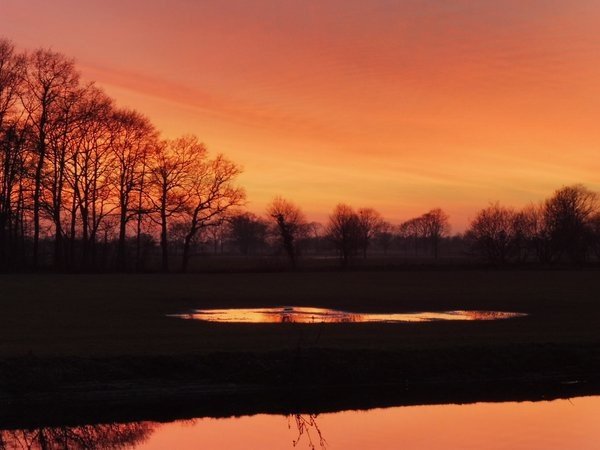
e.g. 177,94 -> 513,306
227,212 -> 269,256
374,221 -> 395,255
589,213 -> 600,260
108,108 -> 156,270
179,153 -> 244,272
420,208 -> 450,259
356,207 -> 383,258
0,39 -> 23,129
20,48 -> 80,268
148,136 -> 200,271
543,184 -> 599,263
326,203 -> 360,267
0,39 -> 26,268
67,86 -> 115,269
45,83 -> 89,268
466,203 -> 517,264
267,197 -> 307,268
399,216 -> 426,256
0,422 -> 156,450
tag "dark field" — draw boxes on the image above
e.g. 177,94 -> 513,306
0,269 -> 599,355
1,269 -> 600,425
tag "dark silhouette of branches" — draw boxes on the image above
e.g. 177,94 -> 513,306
267,197 -> 307,268
0,422 -> 156,450
288,414 -> 327,450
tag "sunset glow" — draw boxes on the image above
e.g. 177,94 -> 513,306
3,0 -> 599,228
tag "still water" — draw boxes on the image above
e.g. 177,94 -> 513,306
172,306 -> 526,323
2,396 -> 598,449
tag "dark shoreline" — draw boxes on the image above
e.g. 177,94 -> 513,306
2,344 -> 599,429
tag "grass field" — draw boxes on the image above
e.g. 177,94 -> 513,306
1,269 -> 599,425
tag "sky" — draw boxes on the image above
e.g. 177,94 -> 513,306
1,0 -> 600,230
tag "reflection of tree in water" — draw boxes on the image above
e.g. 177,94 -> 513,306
288,414 -> 327,450
278,310 -> 362,324
0,422 -> 156,450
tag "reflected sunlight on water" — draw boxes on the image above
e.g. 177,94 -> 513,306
133,396 -> 600,450
170,306 -> 526,323
4,396 -> 596,450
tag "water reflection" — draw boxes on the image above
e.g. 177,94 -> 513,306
288,414 -> 326,450
0,422 -> 155,450
172,306 -> 526,323
2,396 -> 599,449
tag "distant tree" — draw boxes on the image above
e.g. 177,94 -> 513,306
419,208 -> 450,259
227,212 -> 268,255
326,203 -> 360,267
399,216 -> 426,255
356,207 -> 384,258
542,184 -> 599,263
466,203 -> 516,264
205,218 -> 228,254
589,213 -> 600,260
267,197 -> 307,268
374,221 -> 395,255
304,221 -> 325,254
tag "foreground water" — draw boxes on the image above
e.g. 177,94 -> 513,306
173,306 -> 526,323
2,396 -> 598,449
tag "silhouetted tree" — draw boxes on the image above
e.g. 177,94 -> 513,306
399,216 -> 426,255
67,86 -> 115,269
542,184 -> 599,263
109,108 -> 156,270
420,208 -> 450,259
227,212 -> 268,255
148,136 -> 199,271
0,422 -> 156,450
179,153 -> 244,272
327,203 -> 360,267
356,207 -> 383,258
466,203 -> 516,264
267,197 -> 307,268
0,40 -> 27,269
589,213 -> 600,260
21,48 -> 80,268
374,221 -> 395,255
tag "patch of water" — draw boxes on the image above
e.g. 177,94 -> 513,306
170,306 -> 526,323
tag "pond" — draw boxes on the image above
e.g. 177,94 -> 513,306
171,306 -> 526,323
2,395 -> 598,449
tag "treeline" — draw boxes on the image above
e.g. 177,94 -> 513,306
225,200 -> 455,268
257,185 -> 600,268
466,184 -> 600,265
2,39 -> 599,272
0,39 -> 244,272
233,185 -> 600,269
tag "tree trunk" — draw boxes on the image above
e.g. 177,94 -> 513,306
160,205 -> 169,272
117,200 -> 127,271
181,231 -> 194,273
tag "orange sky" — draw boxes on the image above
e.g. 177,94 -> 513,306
2,0 -> 600,230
